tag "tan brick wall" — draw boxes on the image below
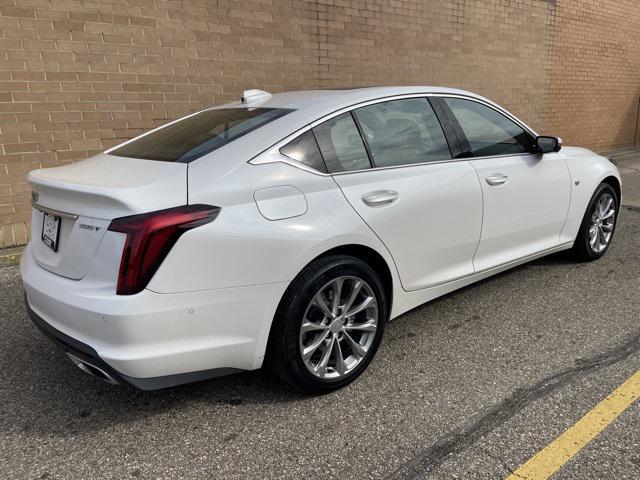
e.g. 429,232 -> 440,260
311,0 -> 554,134
0,0 -> 639,248
545,0 -> 640,151
0,0 -> 319,247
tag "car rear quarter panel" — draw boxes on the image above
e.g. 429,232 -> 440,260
559,147 -> 621,244
149,160 -> 400,297
150,160 -> 404,369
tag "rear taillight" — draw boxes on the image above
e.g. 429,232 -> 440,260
108,204 -> 220,295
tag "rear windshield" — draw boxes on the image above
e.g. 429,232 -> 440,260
109,107 -> 293,163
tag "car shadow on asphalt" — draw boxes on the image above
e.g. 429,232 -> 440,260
0,319 -> 309,437
1,256 -> 565,437
3,211 -> 634,437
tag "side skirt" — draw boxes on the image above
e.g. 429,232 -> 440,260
390,242 -> 574,319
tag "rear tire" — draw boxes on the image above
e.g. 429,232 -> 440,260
571,182 -> 618,261
266,255 -> 387,394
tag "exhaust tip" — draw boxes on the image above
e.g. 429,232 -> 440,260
67,354 -> 119,385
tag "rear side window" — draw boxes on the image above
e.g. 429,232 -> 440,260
443,98 -> 534,156
279,130 -> 327,173
353,98 -> 451,167
312,113 -> 371,172
110,108 -> 293,163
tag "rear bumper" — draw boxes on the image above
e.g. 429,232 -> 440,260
20,244 -> 288,389
26,301 -> 241,389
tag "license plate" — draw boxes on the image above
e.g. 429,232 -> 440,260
42,213 -> 61,252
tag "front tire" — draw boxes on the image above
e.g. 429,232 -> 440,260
266,255 -> 387,393
571,182 -> 618,261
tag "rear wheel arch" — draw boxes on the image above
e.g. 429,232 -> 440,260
262,243 -> 394,361
264,248 -> 391,392
309,244 -> 394,316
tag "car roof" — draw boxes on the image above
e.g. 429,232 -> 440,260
222,86 -> 488,115
189,86 -> 517,169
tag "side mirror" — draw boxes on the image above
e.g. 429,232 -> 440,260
535,135 -> 562,154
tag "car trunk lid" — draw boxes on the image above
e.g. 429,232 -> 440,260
28,154 -> 188,280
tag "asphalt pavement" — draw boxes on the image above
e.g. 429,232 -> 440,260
1,191 -> 639,479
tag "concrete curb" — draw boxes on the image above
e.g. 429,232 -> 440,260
610,157 -> 640,170
0,247 -> 23,267
603,147 -> 640,170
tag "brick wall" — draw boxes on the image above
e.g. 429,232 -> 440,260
545,0 -> 640,150
1,0 -> 639,248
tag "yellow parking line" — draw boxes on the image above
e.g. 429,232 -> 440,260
506,369 -> 640,480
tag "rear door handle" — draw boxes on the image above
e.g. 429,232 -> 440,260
361,190 -> 399,207
485,174 -> 509,186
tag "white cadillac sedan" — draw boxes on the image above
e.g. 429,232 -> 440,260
21,87 -> 620,393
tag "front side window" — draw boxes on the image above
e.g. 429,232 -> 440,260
353,98 -> 451,167
443,98 -> 534,157
312,113 -> 371,172
110,107 -> 293,163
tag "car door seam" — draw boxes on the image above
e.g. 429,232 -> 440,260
558,156 -> 574,242
467,159 -> 485,272
328,174 -> 408,292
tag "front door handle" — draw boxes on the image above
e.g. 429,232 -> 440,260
485,174 -> 509,186
361,190 -> 399,207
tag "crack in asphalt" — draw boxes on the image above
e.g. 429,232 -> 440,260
482,449 -> 524,479
386,332 -> 640,479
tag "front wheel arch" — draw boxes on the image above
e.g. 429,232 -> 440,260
571,181 -> 619,261
602,175 -> 621,209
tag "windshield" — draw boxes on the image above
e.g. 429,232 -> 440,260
109,107 -> 294,163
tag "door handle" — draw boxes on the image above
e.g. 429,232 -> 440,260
361,190 -> 399,207
485,174 -> 509,186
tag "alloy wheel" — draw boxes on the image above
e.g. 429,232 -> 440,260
299,276 -> 378,380
588,192 -> 616,253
